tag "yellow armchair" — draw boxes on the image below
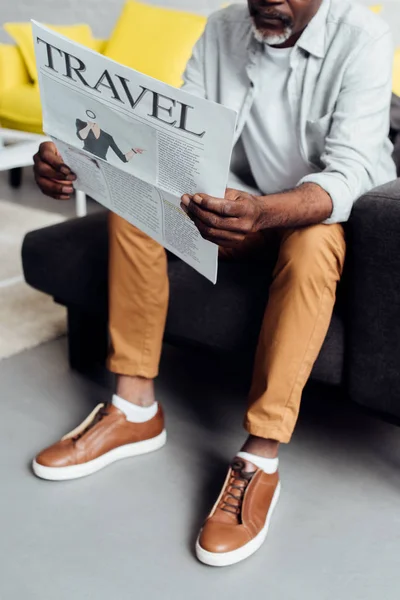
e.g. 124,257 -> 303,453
0,39 -> 107,134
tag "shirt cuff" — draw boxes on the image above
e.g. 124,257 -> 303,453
298,172 -> 354,224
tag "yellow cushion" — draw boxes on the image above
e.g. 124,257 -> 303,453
104,0 -> 206,87
92,39 -> 108,55
0,83 -> 42,133
4,22 -> 97,82
0,43 -> 30,94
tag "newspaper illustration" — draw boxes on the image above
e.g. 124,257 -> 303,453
32,21 -> 238,283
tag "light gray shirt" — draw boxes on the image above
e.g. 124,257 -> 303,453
241,44 -> 312,195
181,0 -> 396,224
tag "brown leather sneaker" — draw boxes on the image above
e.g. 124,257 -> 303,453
196,458 -> 280,567
32,403 -> 166,481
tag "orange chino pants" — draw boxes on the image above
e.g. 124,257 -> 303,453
107,212 -> 345,443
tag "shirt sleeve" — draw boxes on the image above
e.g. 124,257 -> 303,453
298,30 -> 395,224
108,136 -> 128,163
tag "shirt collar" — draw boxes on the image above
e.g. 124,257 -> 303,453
296,0 -> 330,59
246,0 -> 330,59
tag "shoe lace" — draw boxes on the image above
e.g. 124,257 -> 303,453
72,404 -> 110,442
220,459 -> 256,517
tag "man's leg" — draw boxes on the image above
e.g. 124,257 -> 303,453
32,213 -> 169,481
196,224 -> 345,567
244,223 -> 346,447
107,211 -> 169,406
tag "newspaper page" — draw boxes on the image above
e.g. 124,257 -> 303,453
32,21 -> 237,283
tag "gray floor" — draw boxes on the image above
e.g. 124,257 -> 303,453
1,169 -> 400,598
1,339 -> 400,600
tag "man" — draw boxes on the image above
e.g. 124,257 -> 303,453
32,0 -> 395,567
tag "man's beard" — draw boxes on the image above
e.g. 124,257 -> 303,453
251,21 -> 293,46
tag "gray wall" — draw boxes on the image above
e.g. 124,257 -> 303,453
1,0 -> 399,43
0,0 -> 233,42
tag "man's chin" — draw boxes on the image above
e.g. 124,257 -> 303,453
251,22 -> 293,46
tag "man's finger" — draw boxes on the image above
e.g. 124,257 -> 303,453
36,176 -> 74,199
37,142 -> 72,175
38,141 -> 58,156
41,149 -> 70,173
195,220 -> 245,244
189,193 -> 245,217
214,237 -> 245,248
34,160 -> 76,182
183,201 -> 250,233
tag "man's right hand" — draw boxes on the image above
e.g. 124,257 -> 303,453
33,141 -> 77,200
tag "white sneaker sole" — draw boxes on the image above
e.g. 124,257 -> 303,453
195,481 -> 281,567
32,429 -> 167,481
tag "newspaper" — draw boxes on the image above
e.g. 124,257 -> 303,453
32,21 -> 237,283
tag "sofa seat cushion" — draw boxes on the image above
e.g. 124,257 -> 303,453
0,83 -> 42,133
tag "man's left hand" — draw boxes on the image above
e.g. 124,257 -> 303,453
181,188 -> 261,247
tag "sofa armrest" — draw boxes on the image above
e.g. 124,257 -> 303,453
347,178 -> 400,417
0,44 -> 30,96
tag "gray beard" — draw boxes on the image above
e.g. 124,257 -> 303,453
251,22 -> 293,46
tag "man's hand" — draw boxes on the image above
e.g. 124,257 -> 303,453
180,188 -> 261,247
33,141 -> 76,200
182,183 -> 334,239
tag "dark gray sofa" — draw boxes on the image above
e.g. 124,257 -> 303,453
21,98 -> 400,423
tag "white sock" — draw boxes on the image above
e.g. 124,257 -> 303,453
236,451 -> 279,474
112,394 -> 158,423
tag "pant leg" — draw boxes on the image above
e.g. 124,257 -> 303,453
245,223 -> 346,443
107,212 -> 169,378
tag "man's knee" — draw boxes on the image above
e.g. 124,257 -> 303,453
108,211 -> 142,240
108,212 -> 164,258
276,224 -> 346,283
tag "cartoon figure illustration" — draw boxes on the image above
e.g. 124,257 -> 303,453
76,110 -> 145,163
